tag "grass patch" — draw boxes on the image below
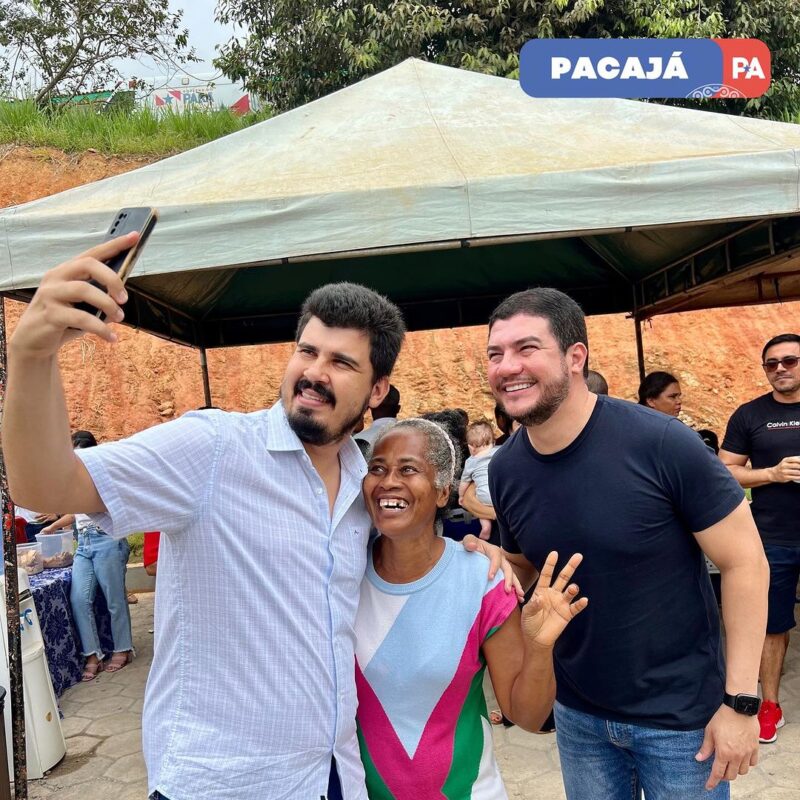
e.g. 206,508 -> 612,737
0,101 -> 272,156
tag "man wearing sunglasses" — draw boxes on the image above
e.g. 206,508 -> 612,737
720,333 -> 800,745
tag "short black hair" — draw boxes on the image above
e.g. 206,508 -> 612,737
586,370 -> 609,395
697,429 -> 720,454
378,385 -> 400,411
489,288 -> 589,377
762,333 -> 800,362
72,430 -> 97,449
296,282 -> 406,380
494,403 -> 513,435
638,371 -> 678,405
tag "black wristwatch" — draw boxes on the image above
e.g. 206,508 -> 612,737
722,692 -> 761,716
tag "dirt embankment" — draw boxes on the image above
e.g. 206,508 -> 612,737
1,145 -> 796,441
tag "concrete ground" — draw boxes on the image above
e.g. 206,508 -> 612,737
27,594 -> 800,799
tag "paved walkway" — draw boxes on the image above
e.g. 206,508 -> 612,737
27,594 -> 800,799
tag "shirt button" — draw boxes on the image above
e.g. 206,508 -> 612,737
316,488 -> 323,495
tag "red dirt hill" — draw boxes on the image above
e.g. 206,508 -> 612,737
1,146 -> 795,441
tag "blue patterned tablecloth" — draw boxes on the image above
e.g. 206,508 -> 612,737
28,567 -> 113,697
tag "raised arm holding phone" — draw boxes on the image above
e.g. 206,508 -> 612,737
4,230 -> 139,514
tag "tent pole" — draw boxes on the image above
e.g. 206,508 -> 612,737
0,297 -> 28,798
634,317 -> 646,384
199,348 -> 212,408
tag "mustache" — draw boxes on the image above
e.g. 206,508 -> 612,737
294,378 -> 336,406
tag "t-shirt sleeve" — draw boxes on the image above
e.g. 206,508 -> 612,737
721,405 -> 751,456
75,410 -> 223,538
659,418 -> 745,533
461,457 -> 476,483
479,573 -> 519,643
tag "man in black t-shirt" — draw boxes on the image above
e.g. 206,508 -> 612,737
720,333 -> 800,745
486,288 -> 768,800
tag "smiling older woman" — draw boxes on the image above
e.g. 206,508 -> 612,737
355,418 -> 588,799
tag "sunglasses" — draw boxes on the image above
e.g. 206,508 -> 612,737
762,356 -> 800,372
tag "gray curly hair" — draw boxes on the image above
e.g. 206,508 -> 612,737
372,418 -> 461,490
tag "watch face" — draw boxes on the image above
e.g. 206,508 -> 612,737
735,695 -> 761,715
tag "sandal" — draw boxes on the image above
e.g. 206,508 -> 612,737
104,651 -> 133,673
81,659 -> 104,682
127,593 -> 139,605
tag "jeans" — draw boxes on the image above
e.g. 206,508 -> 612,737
70,527 -> 133,659
554,702 -> 729,800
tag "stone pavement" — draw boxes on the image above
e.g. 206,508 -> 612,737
27,593 -> 153,800
26,593 -> 800,799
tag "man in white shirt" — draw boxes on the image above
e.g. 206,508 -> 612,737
2,234 -> 512,800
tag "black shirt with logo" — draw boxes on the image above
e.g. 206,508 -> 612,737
722,392 -> 800,546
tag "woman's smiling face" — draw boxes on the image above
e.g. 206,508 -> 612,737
364,428 -> 450,538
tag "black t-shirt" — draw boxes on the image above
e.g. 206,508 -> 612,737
489,395 -> 743,730
721,393 -> 800,546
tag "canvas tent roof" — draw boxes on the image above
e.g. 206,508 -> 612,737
1,58 -> 800,348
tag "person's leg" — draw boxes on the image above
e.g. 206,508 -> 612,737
478,517 -> 492,540
760,632 -> 790,701
758,544 -> 799,742
69,534 -> 103,675
91,533 -> 134,661
632,723 -> 728,799
120,536 -> 138,603
554,702 -> 641,800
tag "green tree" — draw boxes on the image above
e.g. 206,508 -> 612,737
214,0 -> 798,119
0,0 -> 196,105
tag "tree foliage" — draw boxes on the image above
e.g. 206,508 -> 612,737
0,0 -> 196,105
215,0 -> 800,119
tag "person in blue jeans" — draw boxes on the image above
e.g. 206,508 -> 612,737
68,430 -> 134,681
486,288 -> 769,799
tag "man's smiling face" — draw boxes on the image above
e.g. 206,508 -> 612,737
281,317 -> 386,446
486,313 -> 572,427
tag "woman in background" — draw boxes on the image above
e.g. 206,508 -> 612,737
638,371 -> 682,417
50,431 -> 134,680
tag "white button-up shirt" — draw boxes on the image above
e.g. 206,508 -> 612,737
78,403 -> 370,800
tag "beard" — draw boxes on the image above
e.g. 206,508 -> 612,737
285,378 -> 369,446
773,377 -> 800,395
502,361 -> 571,427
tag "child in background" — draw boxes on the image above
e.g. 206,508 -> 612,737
458,420 -> 500,540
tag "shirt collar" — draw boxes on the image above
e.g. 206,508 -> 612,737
265,401 -> 367,480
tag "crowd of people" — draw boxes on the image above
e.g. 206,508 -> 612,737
1,230 -> 797,800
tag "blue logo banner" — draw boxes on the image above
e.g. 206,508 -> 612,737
519,38 -> 767,99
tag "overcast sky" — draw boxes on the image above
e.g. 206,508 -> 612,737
175,2 -> 238,65
118,1 -> 240,78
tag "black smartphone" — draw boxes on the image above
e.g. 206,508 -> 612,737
74,207 -> 158,318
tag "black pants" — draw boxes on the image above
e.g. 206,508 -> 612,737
325,757 -> 343,800
151,762 -> 343,800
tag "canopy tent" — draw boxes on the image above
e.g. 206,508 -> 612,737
1,58 -> 800,351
